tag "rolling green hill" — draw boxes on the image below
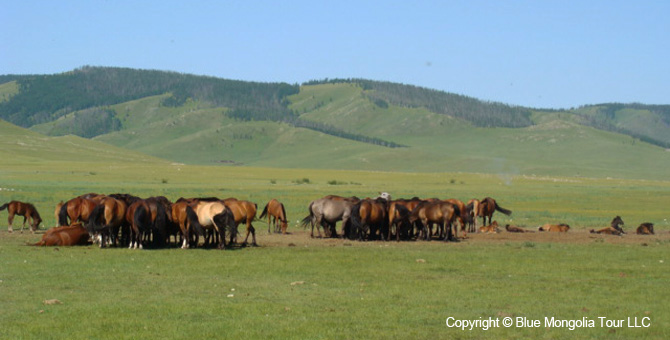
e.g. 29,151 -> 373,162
1,67 -> 669,180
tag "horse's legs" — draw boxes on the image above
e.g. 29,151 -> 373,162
242,222 -> 257,247
7,213 -> 14,233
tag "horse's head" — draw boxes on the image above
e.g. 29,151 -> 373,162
611,216 -> 624,232
377,192 -> 391,201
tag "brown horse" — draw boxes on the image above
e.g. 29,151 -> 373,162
34,223 -> 90,246
126,197 -> 170,249
301,196 -> 358,238
443,198 -> 470,238
589,216 -> 626,236
590,227 -> 623,236
170,201 -> 205,248
409,200 -> 457,241
466,199 -> 481,233
54,201 -> 63,227
505,224 -> 534,233
222,198 -> 258,246
191,200 -> 237,249
636,223 -> 654,235
58,196 -> 101,226
476,197 -> 512,226
86,196 -> 127,247
538,223 -> 570,232
349,198 -> 389,240
259,199 -> 288,234
479,221 -> 500,233
1,200 -> 42,233
387,199 -> 417,241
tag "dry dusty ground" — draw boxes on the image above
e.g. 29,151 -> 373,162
5,223 -> 669,249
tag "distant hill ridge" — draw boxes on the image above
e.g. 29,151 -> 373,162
1,66 -> 670,180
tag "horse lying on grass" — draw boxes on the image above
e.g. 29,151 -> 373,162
33,223 -> 90,246
636,223 -> 654,235
478,221 -> 500,234
538,224 -> 570,232
505,224 -> 534,233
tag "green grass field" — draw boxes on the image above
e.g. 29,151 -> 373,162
2,158 -> 670,339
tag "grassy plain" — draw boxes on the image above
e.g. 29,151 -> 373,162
1,160 -> 670,339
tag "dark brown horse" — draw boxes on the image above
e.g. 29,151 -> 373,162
505,224 -> 534,233
259,199 -> 288,234
636,223 -> 654,235
86,196 -> 127,248
1,200 -> 42,233
409,201 -> 457,241
476,197 -> 512,226
126,197 -> 170,249
349,198 -> 389,240
34,223 -> 90,246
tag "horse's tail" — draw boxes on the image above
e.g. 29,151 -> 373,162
0,203 -> 8,211
133,204 -> 150,235
349,202 -> 365,240
86,204 -> 106,233
58,203 -> 69,226
300,202 -> 314,229
152,203 -> 168,247
214,208 -> 237,240
259,203 -> 269,220
185,205 -> 205,237
494,202 -> 512,216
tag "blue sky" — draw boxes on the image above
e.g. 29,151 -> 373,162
2,1 -> 668,109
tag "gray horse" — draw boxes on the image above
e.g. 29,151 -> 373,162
301,195 -> 359,238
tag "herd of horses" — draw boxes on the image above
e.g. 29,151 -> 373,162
0,194 -> 285,249
300,194 -> 514,241
0,192 -> 659,248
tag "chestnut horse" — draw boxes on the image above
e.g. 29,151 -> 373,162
34,223 -> 90,246
466,199 -> 481,233
86,196 -> 127,247
170,201 -> 205,249
58,194 -> 103,226
636,223 -> 654,235
1,200 -> 42,233
223,198 -> 258,246
259,199 -> 288,234
387,199 -> 416,241
589,216 -> 626,236
538,224 -> 570,232
479,221 -> 500,233
349,198 -> 389,240
444,198 -> 471,238
409,200 -> 457,241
